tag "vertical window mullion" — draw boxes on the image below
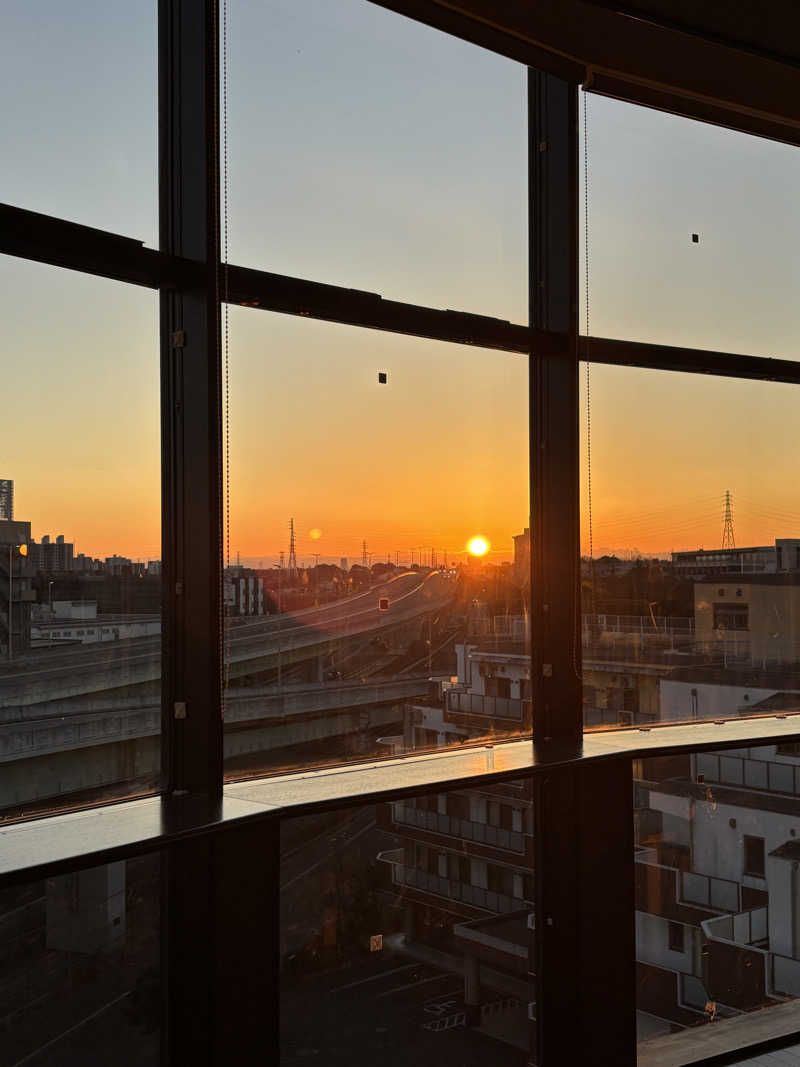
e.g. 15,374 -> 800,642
529,69 -> 582,756
159,0 -> 223,797
529,71 -> 637,1066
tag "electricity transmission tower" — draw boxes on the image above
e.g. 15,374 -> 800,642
288,518 -> 298,577
721,490 -> 736,550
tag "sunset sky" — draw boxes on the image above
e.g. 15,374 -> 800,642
2,0 -> 800,564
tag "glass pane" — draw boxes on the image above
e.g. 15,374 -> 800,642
223,309 -> 529,778
281,780 -> 535,1064
227,0 -> 527,321
0,852 -> 160,1065
582,94 -> 800,358
581,364 -> 800,730
0,258 -> 161,820
2,3 -> 157,245
635,745 -> 800,1063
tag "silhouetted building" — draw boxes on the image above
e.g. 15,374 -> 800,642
512,528 -> 530,584
673,538 -> 800,578
0,518 -> 33,655
29,534 -> 74,573
0,479 -> 13,522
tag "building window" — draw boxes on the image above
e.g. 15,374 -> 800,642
713,604 -> 749,630
744,835 -> 766,878
668,921 -> 685,953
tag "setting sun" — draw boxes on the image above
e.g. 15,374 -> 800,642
467,536 -> 489,557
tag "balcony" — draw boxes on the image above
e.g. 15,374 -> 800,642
380,851 -> 530,914
445,691 -> 526,722
392,802 -> 526,853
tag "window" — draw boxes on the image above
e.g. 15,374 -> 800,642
582,366 -> 800,731
2,2 -> 157,243
667,920 -> 684,953
713,604 -> 749,631
0,258 -> 161,821
744,835 -> 766,878
281,783 -> 535,1064
0,853 -> 160,1065
5,4 -> 800,1066
584,95 -> 800,359
222,313 -> 529,779
227,0 -> 527,321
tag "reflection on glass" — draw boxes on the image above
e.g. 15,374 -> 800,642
582,95 -> 800,359
281,782 -> 534,1064
581,366 -> 800,730
227,0 -> 527,321
0,853 -> 160,1065
2,2 -> 157,244
0,258 -> 161,820
222,311 -> 529,778
635,746 -> 800,1062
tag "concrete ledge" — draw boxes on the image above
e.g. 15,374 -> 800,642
638,998 -> 800,1066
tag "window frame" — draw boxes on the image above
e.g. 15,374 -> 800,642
2,2 -> 800,1065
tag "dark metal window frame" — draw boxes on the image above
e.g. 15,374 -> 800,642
2,1 -> 800,1064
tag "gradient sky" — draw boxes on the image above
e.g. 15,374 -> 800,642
2,1 -> 799,563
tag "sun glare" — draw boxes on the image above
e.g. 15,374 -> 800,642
467,536 -> 489,557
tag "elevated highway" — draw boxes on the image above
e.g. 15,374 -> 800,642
0,572 -> 454,812
0,570 -> 452,709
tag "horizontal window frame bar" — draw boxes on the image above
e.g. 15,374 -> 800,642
0,202 -> 173,289
587,73 -> 800,149
0,203 -> 538,353
583,335 -> 800,384
224,262 -> 538,353
5,203 -> 800,379
3,713 -> 800,888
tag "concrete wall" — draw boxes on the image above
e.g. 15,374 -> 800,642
659,680 -> 781,723
636,911 -> 700,978
695,581 -> 800,663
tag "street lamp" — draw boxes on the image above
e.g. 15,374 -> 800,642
7,542 -> 28,662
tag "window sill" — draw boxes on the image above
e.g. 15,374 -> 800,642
2,712 -> 800,886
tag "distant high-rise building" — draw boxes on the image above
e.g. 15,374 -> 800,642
29,534 -> 74,572
0,517 -> 33,655
340,557 -> 348,571
513,527 -> 530,583
0,480 -> 13,522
